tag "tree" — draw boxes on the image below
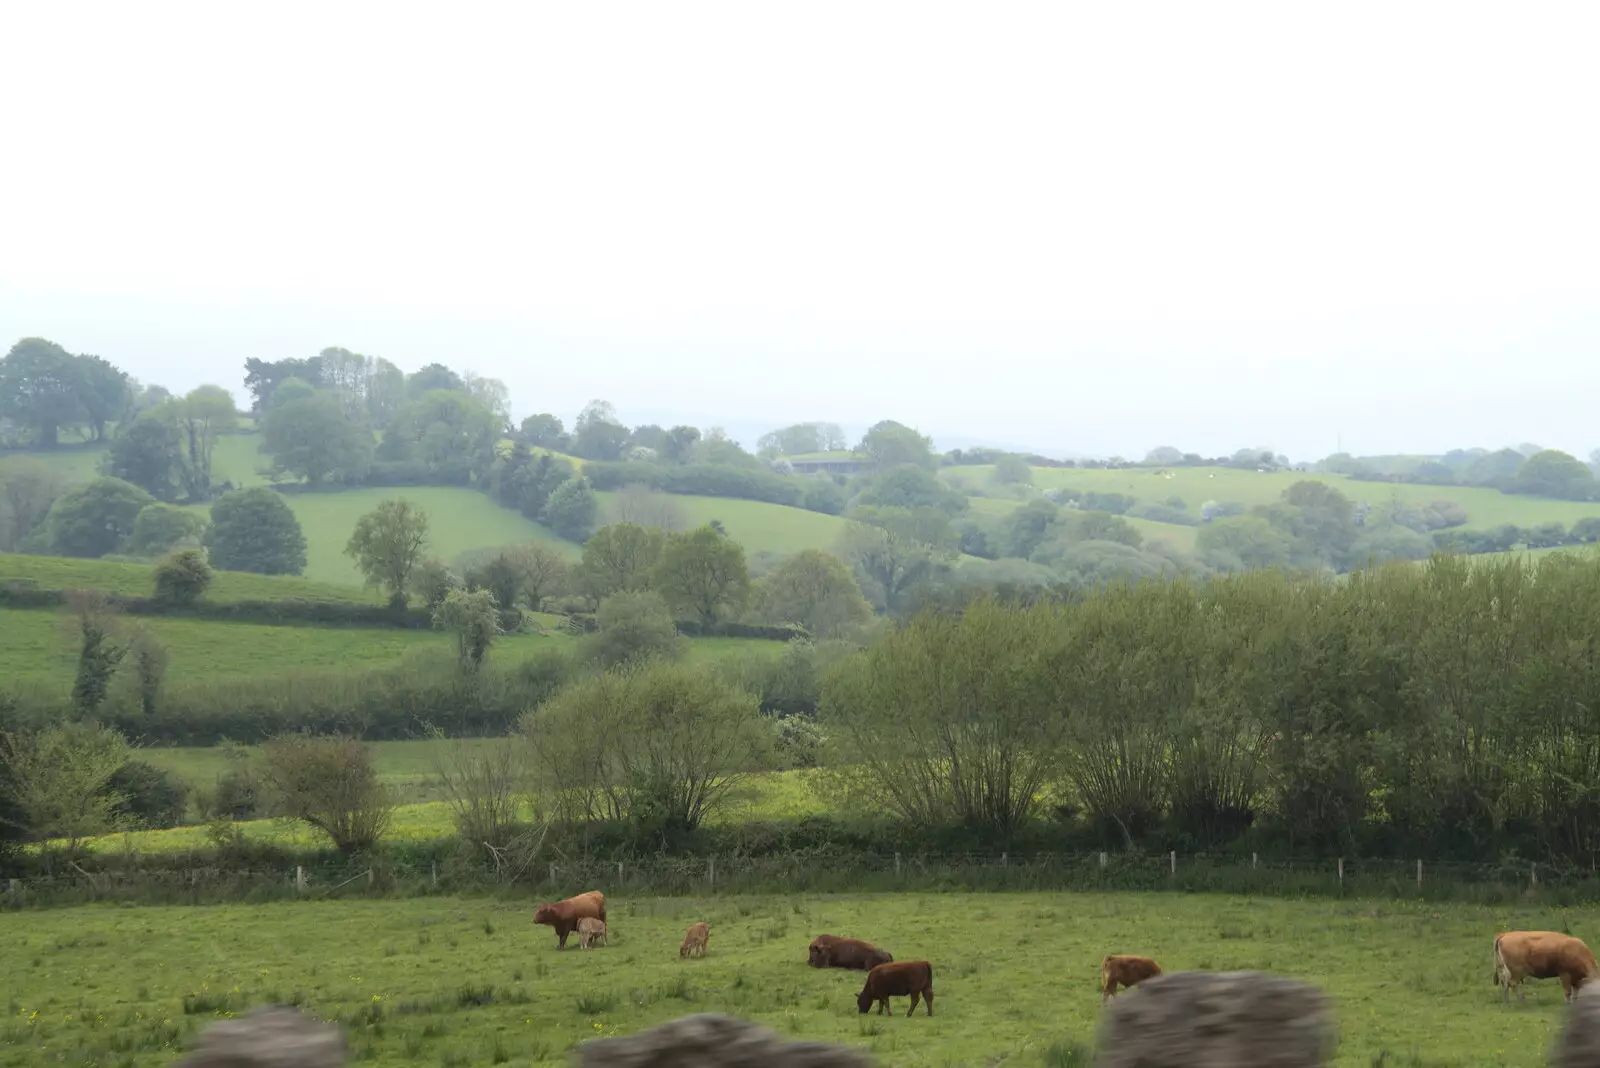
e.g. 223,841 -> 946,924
243,355 -> 324,413
380,389 -> 499,481
1195,514 -> 1296,571
836,514 -> 951,613
432,587 -> 502,669
366,357 -> 407,428
0,456 -> 65,551
757,423 -> 826,458
128,502 -> 207,557
1279,481 -> 1358,566
208,488 -> 308,575
0,337 -> 88,446
606,483 -> 687,530
0,723 -> 130,855
543,476 -> 598,541
1143,446 -> 1185,466
660,425 -> 702,464
654,524 -> 750,625
571,399 -> 630,461
44,477 -> 155,557
501,542 -> 571,610
461,371 -> 512,430
153,546 -> 214,605
992,454 -> 1033,485
345,498 -> 431,607
259,734 -> 393,854
518,413 -> 568,449
406,362 -> 464,395
266,375 -> 316,409
107,758 -> 185,828
581,522 -> 666,599
74,354 -> 129,441
523,659 -> 768,830
585,590 -> 682,668
693,427 -> 760,468
854,464 -> 968,514
66,591 -> 126,714
757,549 -> 873,637
1514,450 -> 1597,500
1002,499 -> 1060,559
105,414 -> 185,500
163,386 -> 238,500
123,626 -> 170,717
261,390 -> 375,484
857,420 -> 935,470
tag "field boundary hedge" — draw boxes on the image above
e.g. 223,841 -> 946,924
6,848 -> 1596,909
0,581 -> 435,628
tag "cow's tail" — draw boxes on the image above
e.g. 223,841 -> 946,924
1100,956 -> 1113,992
1493,936 -> 1505,985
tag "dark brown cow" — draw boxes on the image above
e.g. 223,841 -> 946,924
680,922 -> 710,958
1100,954 -> 1163,1004
857,961 -> 935,1017
809,935 -> 893,971
1495,931 -> 1599,1003
532,890 -> 607,950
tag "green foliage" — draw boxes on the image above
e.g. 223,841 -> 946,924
0,456 -> 66,552
261,389 -> 375,484
160,386 -> 239,501
1195,514 -> 1295,571
570,399 -> 630,460
107,759 -> 186,829
345,498 -> 431,606
523,659 -> 768,831
124,624 -> 169,717
44,476 -> 155,557
0,721 -> 129,851
0,337 -> 90,447
259,734 -> 393,854
152,547 -> 213,605
992,453 -> 1033,485
518,412 -> 567,449
835,513 -> 952,613
856,419 -> 935,471
852,463 -> 969,515
128,502 -> 207,557
754,549 -> 871,638
756,421 -> 846,458
585,590 -> 683,668
654,524 -> 750,625
105,415 -> 186,500
379,389 -> 499,482
1514,449 -> 1597,500
209,488 -> 308,575
67,591 -> 127,713
541,476 -> 598,541
581,523 -> 665,599
432,587 -> 502,669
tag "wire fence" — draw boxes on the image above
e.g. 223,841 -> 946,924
6,849 -> 1598,909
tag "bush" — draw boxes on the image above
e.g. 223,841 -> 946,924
209,488 -> 308,575
260,734 -> 393,854
584,590 -> 683,668
107,760 -> 187,829
128,503 -> 207,557
153,547 -> 213,605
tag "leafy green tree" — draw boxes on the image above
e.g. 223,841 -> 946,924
1195,514 -> 1296,572
1514,449 -> 1597,500
1046,510 -> 1143,550
570,399 -> 630,461
501,542 -> 571,610
585,590 -> 682,668
581,522 -> 665,599
0,457 -> 66,552
208,487 -> 308,575
836,514 -> 951,613
366,357 -> 406,428
523,659 -> 768,830
105,414 -> 185,500
128,502 -> 207,557
345,498 -> 431,607
518,412 -> 568,449
66,591 -> 126,713
0,722 -> 130,855
853,464 -> 968,515
660,425 -> 702,463
1002,499 -> 1060,559
379,389 -> 499,481
856,420 -> 935,470
259,734 -> 393,854
542,476 -> 598,541
74,354 -> 129,441
160,386 -> 238,500
432,587 -> 502,669
1461,447 -> 1525,487
405,362 -> 464,395
123,626 -> 170,717
267,375 -> 316,409
757,423 -> 827,458
655,524 -> 751,624
44,477 -> 155,557
992,454 -> 1033,485
107,759 -> 184,828
756,549 -> 873,637
243,355 -> 324,413
153,546 -> 213,605
0,337 -> 88,446
261,390 -> 375,484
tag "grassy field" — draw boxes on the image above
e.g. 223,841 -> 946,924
0,551 -> 384,604
0,892 -> 1583,1067
962,498 -> 1200,553
595,492 -> 851,557
0,606 -> 780,687
948,464 -> 1600,531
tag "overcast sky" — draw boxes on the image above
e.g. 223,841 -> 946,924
3,1 -> 1596,461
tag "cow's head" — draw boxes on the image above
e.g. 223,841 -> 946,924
532,904 -> 555,924
856,988 -> 874,1014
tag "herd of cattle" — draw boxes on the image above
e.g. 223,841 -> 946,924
531,890 -> 1600,1013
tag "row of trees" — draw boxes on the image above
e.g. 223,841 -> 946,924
1324,445 -> 1600,502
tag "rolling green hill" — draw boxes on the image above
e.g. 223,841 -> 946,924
595,491 -> 850,556
0,550 -> 385,604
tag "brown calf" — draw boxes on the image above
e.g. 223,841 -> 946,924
577,917 -> 607,949
809,935 -> 894,971
533,890 -> 607,950
1100,954 -> 1163,1004
680,922 -> 710,958
857,961 -> 935,1017
1495,931 -> 1599,1003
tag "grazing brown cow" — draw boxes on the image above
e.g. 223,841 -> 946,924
1494,931 -> 1598,1003
577,917 -> 608,949
857,961 -> 935,1017
680,922 -> 710,958
1100,954 -> 1163,1004
532,890 -> 607,950
809,935 -> 894,971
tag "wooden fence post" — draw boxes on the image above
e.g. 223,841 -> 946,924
1001,852 -> 1008,868
366,869 -> 374,888
1416,859 -> 1422,888
295,866 -> 306,893
894,852 -> 901,876
1252,852 -> 1258,870
1099,852 -> 1107,870
1169,851 -> 1176,875
1337,858 -> 1344,886
707,857 -> 715,886
1531,863 -> 1538,889
549,863 -> 556,884
431,862 -> 438,889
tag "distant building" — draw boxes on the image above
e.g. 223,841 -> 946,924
787,456 -> 868,476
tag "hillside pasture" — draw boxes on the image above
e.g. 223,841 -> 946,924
0,892 -> 1580,1066
961,497 -> 1201,553
594,492 -> 851,556
0,551 -> 383,605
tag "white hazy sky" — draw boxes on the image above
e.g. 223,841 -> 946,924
2,1 -> 1597,460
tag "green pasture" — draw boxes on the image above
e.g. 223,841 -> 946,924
594,493 -> 851,556
0,552 -> 383,605
962,497 -> 1200,552
0,892 -> 1582,1066
0,608 -> 780,687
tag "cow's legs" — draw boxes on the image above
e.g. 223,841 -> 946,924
924,990 -> 934,1017
906,992 -> 920,1017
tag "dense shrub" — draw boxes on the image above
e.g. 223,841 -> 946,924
580,461 -> 830,511
107,760 -> 188,829
153,547 -> 213,605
